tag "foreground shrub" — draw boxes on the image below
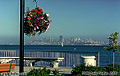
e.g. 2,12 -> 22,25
26,67 -> 63,76
104,64 -> 120,76
71,63 -> 105,76
27,67 -> 50,76
52,69 -> 64,76
71,63 -> 120,76
104,64 -> 120,72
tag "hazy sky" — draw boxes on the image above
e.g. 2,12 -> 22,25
0,0 -> 120,44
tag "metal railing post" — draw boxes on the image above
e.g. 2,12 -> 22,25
98,52 -> 100,67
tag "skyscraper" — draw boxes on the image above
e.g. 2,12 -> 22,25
59,35 -> 63,42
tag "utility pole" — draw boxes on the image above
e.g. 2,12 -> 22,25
20,0 -> 24,73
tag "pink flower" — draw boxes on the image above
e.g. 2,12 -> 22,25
27,17 -> 31,20
40,17 -> 43,19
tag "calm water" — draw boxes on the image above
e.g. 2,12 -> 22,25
0,45 -> 120,67
0,45 -> 108,51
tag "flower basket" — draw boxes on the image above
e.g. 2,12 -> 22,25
24,7 -> 51,36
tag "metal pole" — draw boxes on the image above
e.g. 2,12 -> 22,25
98,52 -> 100,67
20,0 -> 24,73
113,52 -> 114,68
36,1 -> 37,8
34,0 -> 37,8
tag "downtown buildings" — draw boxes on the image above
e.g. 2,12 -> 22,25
27,35 -> 107,45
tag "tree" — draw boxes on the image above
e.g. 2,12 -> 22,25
104,32 -> 119,68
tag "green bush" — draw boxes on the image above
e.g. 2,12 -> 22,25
71,63 -> 105,76
27,67 -> 50,76
25,67 -> 64,76
71,63 -> 120,76
104,64 -> 120,76
104,64 -> 120,72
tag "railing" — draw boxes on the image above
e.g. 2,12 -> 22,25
25,51 -> 100,67
0,50 -> 100,67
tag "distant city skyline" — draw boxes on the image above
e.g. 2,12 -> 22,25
1,35 -> 120,45
26,35 -> 108,45
0,0 -> 120,44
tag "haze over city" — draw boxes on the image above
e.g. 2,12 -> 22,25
0,0 -> 120,45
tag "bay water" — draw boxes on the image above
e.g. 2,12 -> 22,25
0,45 -> 120,67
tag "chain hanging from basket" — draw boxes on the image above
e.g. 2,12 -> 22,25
24,0 -> 51,36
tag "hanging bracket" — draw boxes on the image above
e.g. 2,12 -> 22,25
33,0 -> 38,8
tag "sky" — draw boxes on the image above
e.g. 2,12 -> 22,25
0,0 -> 120,44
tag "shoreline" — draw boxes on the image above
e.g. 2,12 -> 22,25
0,44 -> 108,46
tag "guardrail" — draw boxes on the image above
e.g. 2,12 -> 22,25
0,50 -> 100,67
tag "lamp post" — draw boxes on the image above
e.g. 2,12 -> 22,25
20,0 -> 24,73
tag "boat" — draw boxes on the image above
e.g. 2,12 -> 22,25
61,42 -> 63,47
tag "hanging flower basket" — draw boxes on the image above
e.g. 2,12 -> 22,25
24,7 -> 51,36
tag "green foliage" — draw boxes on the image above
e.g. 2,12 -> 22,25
102,64 -> 120,76
104,32 -> 119,68
104,32 -> 119,53
71,63 -> 105,76
71,63 -> 120,76
25,67 -> 63,76
104,64 -> 120,72
26,67 -> 50,76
